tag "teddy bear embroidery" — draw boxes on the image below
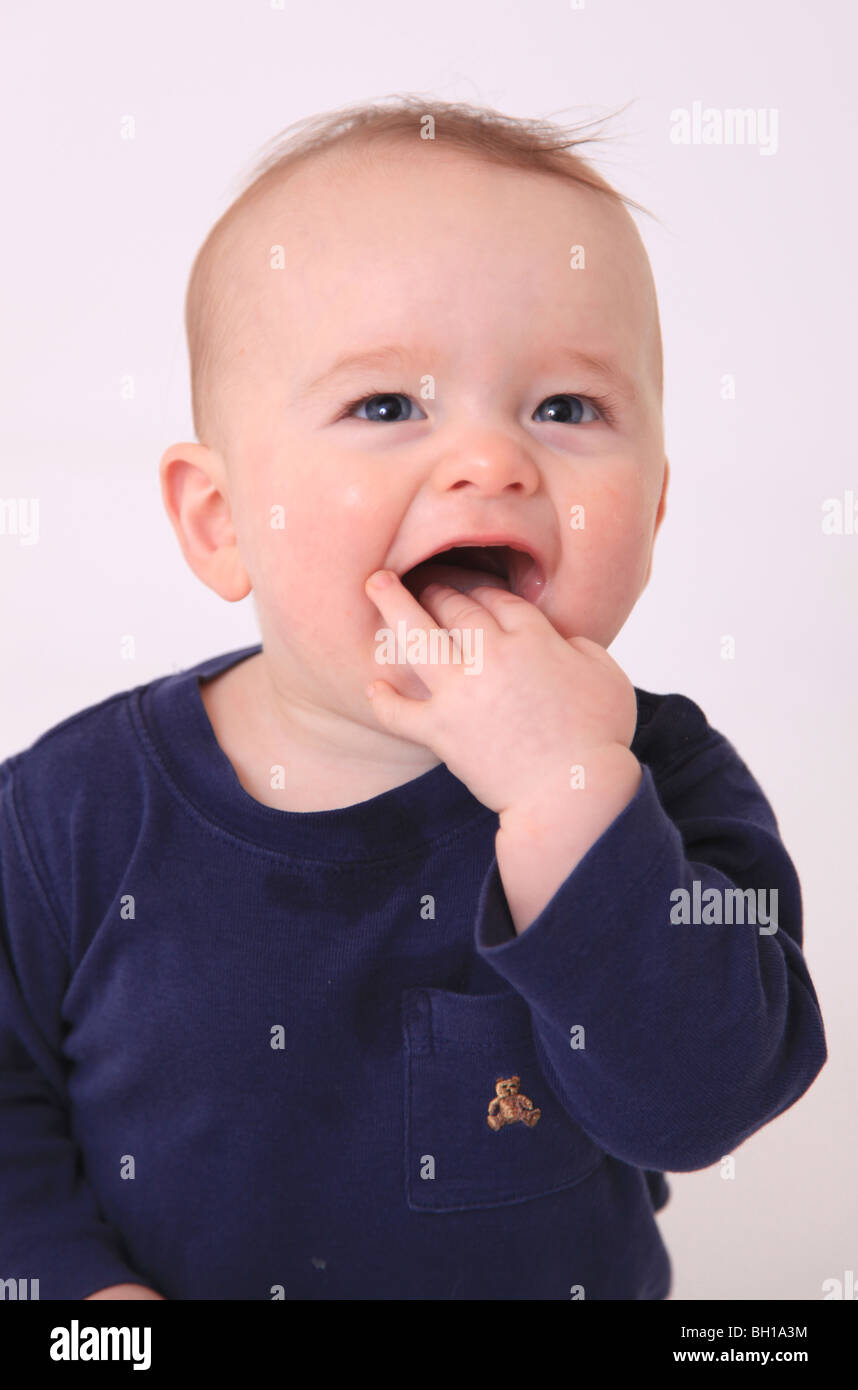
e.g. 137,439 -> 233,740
486,1075 -> 541,1130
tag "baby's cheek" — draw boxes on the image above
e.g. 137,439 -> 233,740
571,491 -> 636,573
561,493 -> 653,639
339,480 -> 372,512
336,477 -> 396,548
253,474 -> 387,626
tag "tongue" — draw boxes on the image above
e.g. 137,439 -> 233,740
401,559 -> 511,600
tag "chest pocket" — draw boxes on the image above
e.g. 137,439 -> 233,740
403,987 -> 603,1212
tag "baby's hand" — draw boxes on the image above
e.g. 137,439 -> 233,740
364,571 -> 637,819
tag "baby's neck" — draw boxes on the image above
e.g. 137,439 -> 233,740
198,653 -> 441,812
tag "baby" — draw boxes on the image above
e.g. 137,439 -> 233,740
0,97 -> 827,1301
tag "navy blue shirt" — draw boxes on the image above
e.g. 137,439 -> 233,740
0,645 -> 827,1299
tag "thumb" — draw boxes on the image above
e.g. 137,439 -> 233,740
365,679 -> 430,744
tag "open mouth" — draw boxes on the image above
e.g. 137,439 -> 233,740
400,544 -> 543,603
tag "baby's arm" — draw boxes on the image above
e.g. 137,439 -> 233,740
0,760 -> 152,1298
475,694 -> 828,1172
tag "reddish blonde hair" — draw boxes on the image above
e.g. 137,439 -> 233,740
185,95 -> 658,446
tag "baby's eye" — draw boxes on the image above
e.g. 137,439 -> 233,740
340,389 -> 611,426
345,392 -> 427,423
533,394 -> 600,425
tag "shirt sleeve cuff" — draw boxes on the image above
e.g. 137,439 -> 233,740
474,762 -> 679,958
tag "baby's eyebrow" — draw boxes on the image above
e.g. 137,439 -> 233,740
296,343 -> 639,404
299,345 -> 416,400
539,347 -> 639,404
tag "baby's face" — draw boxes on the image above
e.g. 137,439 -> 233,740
205,143 -> 667,713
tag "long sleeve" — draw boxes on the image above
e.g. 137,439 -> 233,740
0,759 -> 142,1299
473,694 -> 828,1173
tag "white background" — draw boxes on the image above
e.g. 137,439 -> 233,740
1,0 -> 855,1299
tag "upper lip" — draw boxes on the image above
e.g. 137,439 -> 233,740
396,532 -> 547,587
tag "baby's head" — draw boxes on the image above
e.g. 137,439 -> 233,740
161,97 -> 668,716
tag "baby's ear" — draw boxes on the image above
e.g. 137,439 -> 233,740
654,456 -> 670,536
642,456 -> 670,591
158,441 -> 250,603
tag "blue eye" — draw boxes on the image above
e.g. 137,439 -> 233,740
533,394 -> 600,424
343,392 -> 427,422
338,388 -> 615,426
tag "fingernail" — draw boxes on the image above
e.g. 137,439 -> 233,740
367,570 -> 393,589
